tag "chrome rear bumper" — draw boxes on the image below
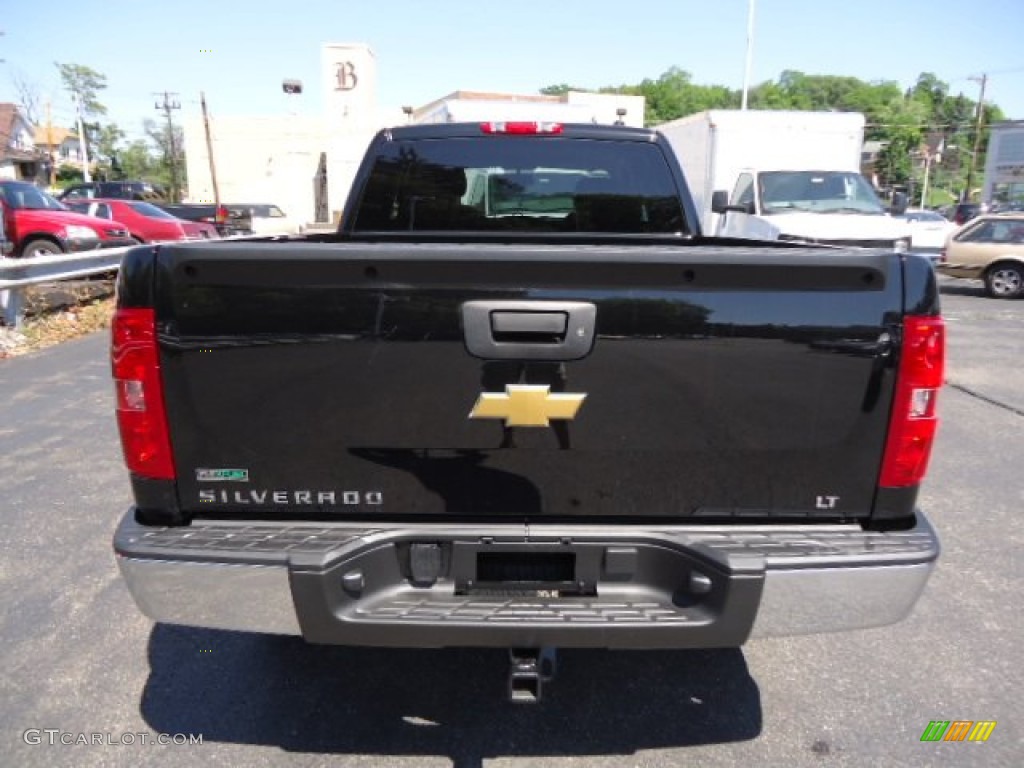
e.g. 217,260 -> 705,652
115,512 -> 938,646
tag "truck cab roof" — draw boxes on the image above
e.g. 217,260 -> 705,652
380,122 -> 659,143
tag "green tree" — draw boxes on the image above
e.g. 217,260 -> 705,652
118,140 -> 160,181
619,67 -> 737,125
748,80 -> 794,109
144,118 -> 185,200
92,123 -> 126,180
55,62 -> 107,117
539,84 -> 586,96
540,68 -> 1006,197
874,96 -> 928,189
55,63 -> 108,173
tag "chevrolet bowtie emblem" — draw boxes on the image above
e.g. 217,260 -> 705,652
468,385 -> 587,428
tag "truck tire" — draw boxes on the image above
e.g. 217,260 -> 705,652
984,262 -> 1024,299
20,238 -> 64,258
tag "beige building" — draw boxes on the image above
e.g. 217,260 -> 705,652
183,43 -> 645,226
33,126 -> 83,171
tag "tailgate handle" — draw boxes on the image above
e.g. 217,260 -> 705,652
462,301 -> 597,360
491,311 -> 567,337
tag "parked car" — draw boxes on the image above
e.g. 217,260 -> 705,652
0,199 -> 12,256
158,204 -> 253,238
64,199 -> 219,243
58,181 -> 168,203
900,208 -> 959,253
949,202 -> 984,226
0,180 -> 134,258
936,213 -> 1024,298
228,203 -> 304,235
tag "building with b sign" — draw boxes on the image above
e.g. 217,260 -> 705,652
182,43 -> 644,228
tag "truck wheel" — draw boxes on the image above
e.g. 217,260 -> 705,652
21,238 -> 64,258
984,263 -> 1024,299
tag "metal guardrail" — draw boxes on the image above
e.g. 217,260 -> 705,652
0,247 -> 130,329
0,235 -> 272,329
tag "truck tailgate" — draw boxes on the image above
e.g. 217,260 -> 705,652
152,241 -> 902,522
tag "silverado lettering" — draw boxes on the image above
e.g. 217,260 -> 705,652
197,490 -> 382,505
112,122 -> 943,702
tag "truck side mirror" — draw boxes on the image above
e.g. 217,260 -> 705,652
711,190 -> 730,213
711,190 -> 754,215
890,191 -> 908,216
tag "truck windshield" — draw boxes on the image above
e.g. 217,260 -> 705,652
351,137 -> 687,234
759,171 -> 885,215
0,182 -> 66,211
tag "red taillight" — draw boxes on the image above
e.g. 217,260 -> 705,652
111,308 -> 176,480
480,121 -> 563,135
215,205 -> 228,224
879,316 -> 945,487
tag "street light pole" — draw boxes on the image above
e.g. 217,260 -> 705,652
73,93 -> 91,183
741,0 -> 757,110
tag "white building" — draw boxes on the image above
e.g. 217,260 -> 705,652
0,103 -> 42,181
413,90 -> 644,128
183,43 -> 646,227
982,120 -> 1024,203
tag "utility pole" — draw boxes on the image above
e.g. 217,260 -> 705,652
920,152 -> 932,209
154,91 -> 181,202
741,0 -> 757,110
200,92 -> 220,208
45,99 -> 55,187
73,93 -> 91,183
964,74 -> 987,203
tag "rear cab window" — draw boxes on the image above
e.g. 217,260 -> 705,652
350,137 -> 686,234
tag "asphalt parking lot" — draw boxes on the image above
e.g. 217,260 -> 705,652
0,274 -> 1021,768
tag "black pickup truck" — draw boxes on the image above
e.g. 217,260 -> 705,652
158,204 -> 252,238
112,122 -> 943,701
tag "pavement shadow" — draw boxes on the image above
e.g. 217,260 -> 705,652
937,280 -> 986,298
140,624 -> 761,766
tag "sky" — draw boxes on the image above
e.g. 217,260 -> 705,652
1,0 -> 1022,143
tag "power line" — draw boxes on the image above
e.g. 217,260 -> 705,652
975,65 -> 1024,77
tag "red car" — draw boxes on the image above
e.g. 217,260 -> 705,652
64,198 -> 219,243
0,180 -> 134,258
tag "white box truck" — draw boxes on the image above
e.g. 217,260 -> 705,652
658,110 -> 911,251
981,120 -> 1024,205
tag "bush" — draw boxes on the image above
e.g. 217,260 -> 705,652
55,166 -> 84,185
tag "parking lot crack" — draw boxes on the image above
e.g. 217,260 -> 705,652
946,380 -> 1024,418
